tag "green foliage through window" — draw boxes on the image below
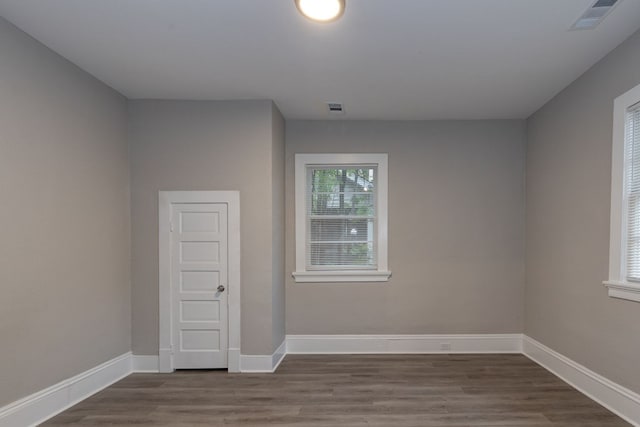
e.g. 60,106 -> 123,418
307,167 -> 376,268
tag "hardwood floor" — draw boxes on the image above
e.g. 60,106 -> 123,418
44,354 -> 630,426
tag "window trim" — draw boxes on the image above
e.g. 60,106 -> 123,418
293,153 -> 391,283
604,82 -> 640,303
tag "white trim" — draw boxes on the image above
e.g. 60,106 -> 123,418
523,336 -> 640,426
158,347 -> 173,374
240,340 -> 287,373
228,348 -> 241,373
606,82 -> 640,303
603,280 -> 640,303
292,270 -> 392,282
272,339 -> 287,371
158,191 -> 241,373
293,153 -> 390,283
132,355 -> 159,373
286,334 -> 522,354
239,355 -> 274,373
0,352 -> 131,427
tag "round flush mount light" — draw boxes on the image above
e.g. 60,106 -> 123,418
295,0 -> 345,23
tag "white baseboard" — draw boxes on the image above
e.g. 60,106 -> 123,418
0,352 -> 132,427
240,339 -> 287,373
286,334 -> 523,354
132,355 -> 159,373
238,354 -> 272,372
523,335 -> 640,427
272,339 -> 287,371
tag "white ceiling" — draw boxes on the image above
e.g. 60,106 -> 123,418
1,0 -> 640,120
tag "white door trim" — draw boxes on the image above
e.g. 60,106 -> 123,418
159,191 -> 241,373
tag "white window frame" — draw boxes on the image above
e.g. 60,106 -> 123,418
293,153 -> 391,283
604,82 -> 640,303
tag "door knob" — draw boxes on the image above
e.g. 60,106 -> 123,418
217,284 -> 225,292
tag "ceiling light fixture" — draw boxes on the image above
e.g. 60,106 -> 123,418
295,0 -> 345,23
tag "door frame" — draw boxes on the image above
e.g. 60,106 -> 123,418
158,191 -> 241,373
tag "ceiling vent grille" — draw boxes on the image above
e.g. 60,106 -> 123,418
327,102 -> 345,115
571,0 -> 620,30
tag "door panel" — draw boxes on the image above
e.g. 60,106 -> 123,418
171,203 -> 228,369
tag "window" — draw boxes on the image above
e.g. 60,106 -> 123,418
605,82 -> 640,303
293,153 -> 390,282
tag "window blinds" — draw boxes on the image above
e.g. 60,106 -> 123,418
625,102 -> 640,282
306,166 -> 377,270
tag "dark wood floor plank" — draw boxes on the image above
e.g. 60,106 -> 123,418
43,354 -> 630,426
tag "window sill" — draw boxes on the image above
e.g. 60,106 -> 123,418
603,280 -> 640,303
292,270 -> 392,283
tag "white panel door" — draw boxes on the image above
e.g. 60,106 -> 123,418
171,203 -> 228,369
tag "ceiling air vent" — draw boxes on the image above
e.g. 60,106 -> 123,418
327,102 -> 345,115
571,0 -> 620,30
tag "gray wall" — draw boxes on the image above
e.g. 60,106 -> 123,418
526,30 -> 640,394
0,18 -> 130,406
271,107 -> 286,350
285,120 -> 526,335
129,100 -> 285,356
